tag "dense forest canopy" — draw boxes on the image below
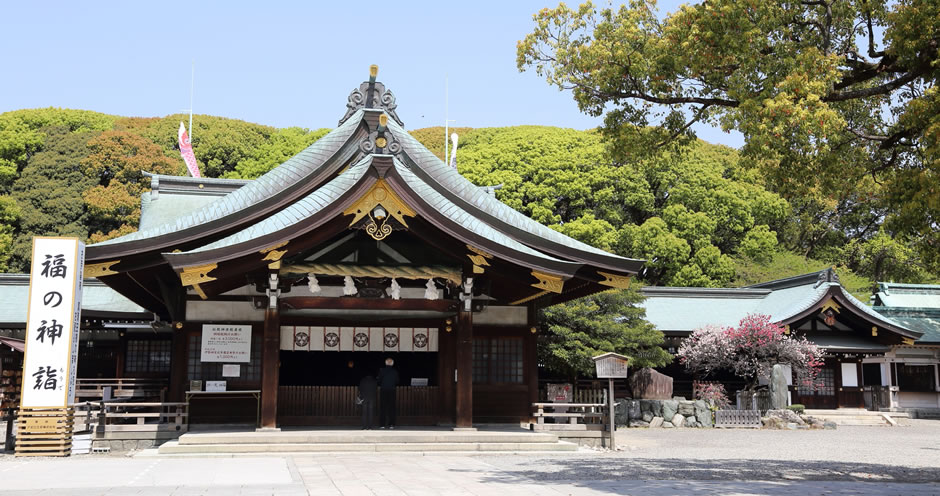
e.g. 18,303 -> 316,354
516,0 -> 940,287
0,107 -> 934,294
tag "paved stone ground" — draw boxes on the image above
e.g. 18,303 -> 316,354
482,420 -> 940,484
0,420 -> 936,495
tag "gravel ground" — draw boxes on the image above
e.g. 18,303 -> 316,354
480,419 -> 940,483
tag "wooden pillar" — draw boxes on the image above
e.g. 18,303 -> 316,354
526,306 -> 539,421
260,304 -> 280,429
438,319 -> 456,423
168,326 -> 188,402
455,308 -> 473,428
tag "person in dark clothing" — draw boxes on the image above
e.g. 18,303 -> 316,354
376,357 -> 400,429
358,374 -> 377,430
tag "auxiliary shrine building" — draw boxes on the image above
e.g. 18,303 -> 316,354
71,72 -> 640,428
642,270 -> 940,413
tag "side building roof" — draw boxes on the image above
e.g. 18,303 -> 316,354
641,269 -> 924,344
0,274 -> 150,327
871,281 -> 940,344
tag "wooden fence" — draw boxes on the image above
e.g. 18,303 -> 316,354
715,410 -> 762,428
277,386 -> 440,425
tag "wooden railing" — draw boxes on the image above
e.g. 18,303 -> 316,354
74,401 -> 187,434
532,403 -> 607,425
278,386 -> 440,425
75,378 -> 168,401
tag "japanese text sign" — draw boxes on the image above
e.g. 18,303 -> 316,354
21,237 -> 84,407
201,325 -> 251,363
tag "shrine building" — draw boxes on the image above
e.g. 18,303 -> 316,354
74,69 -> 643,428
642,269 -> 940,414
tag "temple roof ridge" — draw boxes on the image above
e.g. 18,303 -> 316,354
87,108 -> 367,255
385,118 -> 644,272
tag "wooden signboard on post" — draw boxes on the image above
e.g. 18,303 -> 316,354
17,237 -> 84,457
593,353 -> 630,451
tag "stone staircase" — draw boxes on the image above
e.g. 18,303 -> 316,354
804,409 -> 911,426
154,428 -> 578,456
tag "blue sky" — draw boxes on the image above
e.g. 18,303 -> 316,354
0,1 -> 742,147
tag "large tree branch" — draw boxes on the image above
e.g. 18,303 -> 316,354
824,69 -> 926,102
607,89 -> 739,107
656,105 -> 711,148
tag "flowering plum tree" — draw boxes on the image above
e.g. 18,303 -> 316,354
678,314 -> 824,390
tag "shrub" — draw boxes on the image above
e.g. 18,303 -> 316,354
693,381 -> 731,410
787,404 -> 805,415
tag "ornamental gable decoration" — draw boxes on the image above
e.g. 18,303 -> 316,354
21,237 -> 85,408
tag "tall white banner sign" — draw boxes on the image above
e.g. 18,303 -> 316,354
21,237 -> 85,408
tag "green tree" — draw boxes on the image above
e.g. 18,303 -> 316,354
539,288 -> 672,379
117,114 -> 277,177
9,128 -> 100,271
441,125 -> 786,286
82,130 -> 182,242
0,108 -> 115,191
518,0 -> 940,278
0,195 -> 19,271
224,127 -> 331,179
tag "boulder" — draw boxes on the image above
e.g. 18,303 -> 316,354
671,413 -> 685,427
649,416 -> 664,428
694,401 -> 712,427
824,421 -> 838,430
651,400 -> 664,418
663,400 -> 679,420
678,401 -> 695,416
761,417 -> 786,429
630,420 -> 650,428
642,412 -> 653,422
626,399 -> 642,420
614,401 -> 629,426
770,364 -> 790,410
685,415 -> 697,427
662,421 -> 674,428
766,409 -> 805,425
639,400 -> 653,415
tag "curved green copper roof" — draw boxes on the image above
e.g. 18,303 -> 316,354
388,119 -> 643,271
92,109 -> 366,248
163,155 -> 373,260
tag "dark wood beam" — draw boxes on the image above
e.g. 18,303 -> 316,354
455,307 -> 473,428
280,297 -> 458,312
97,273 -> 170,319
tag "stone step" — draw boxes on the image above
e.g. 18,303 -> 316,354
158,440 -> 578,454
177,431 -> 559,446
804,409 -> 910,418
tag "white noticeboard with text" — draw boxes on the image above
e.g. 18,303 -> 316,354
21,237 -> 85,408
201,324 -> 252,363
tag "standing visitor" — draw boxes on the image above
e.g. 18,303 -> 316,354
358,373 -> 377,430
377,357 -> 399,429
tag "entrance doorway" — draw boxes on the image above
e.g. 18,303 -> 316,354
796,366 -> 837,409
277,351 -> 441,425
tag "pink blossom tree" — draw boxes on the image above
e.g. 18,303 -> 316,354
678,314 -> 824,391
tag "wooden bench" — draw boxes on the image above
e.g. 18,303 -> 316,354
715,409 -> 762,429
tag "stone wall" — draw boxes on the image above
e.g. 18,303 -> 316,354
616,397 -> 713,428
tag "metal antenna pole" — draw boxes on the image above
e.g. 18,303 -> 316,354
189,61 -> 194,140
444,74 -> 448,162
